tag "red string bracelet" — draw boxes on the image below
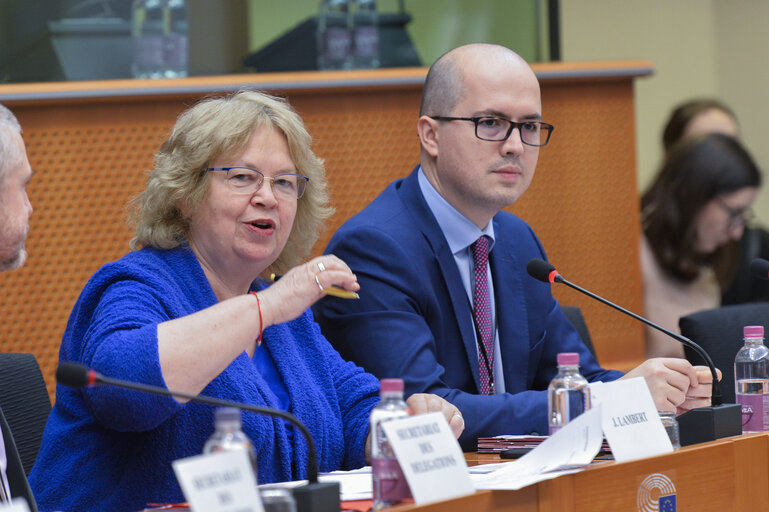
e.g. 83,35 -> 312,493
249,291 -> 263,347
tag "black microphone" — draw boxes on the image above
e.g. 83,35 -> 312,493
526,258 -> 721,390
750,258 -> 769,280
57,362 -> 338,512
526,258 -> 742,446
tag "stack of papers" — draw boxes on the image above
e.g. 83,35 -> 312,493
477,434 -> 611,456
477,435 -> 547,453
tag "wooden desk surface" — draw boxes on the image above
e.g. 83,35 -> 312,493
464,452 -> 507,467
396,433 -> 769,512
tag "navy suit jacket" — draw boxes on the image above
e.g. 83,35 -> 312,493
314,168 -> 621,449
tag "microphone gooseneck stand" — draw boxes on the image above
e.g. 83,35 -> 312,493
526,258 -> 743,446
56,362 -> 339,512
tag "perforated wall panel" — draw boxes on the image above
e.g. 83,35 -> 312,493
0,70 -> 645,401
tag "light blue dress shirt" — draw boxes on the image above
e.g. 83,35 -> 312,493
418,167 -> 506,393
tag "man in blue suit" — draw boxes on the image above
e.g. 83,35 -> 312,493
314,44 -> 714,449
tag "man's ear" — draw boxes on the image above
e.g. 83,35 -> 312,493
417,115 -> 440,158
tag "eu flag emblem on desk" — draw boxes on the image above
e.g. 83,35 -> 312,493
659,494 -> 676,512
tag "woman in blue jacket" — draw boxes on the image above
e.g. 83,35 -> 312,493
29,90 -> 462,512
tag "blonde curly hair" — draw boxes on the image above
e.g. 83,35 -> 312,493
130,90 -> 333,275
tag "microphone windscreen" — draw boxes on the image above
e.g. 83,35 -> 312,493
56,362 -> 94,388
750,258 -> 769,280
527,258 -> 557,282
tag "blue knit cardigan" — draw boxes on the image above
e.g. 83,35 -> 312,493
29,246 -> 379,512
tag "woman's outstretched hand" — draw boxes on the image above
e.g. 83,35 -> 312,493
258,254 -> 360,327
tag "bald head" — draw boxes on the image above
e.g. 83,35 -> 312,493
420,44 -> 534,117
416,44 -> 543,227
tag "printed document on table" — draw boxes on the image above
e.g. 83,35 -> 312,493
472,405 -> 603,490
319,467 -> 373,500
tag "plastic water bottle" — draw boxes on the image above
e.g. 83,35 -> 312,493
162,0 -> 188,78
548,352 -> 591,435
351,0 -> 379,69
317,0 -> 352,70
370,378 -> 412,510
734,325 -> 769,433
131,0 -> 165,78
203,407 -> 258,481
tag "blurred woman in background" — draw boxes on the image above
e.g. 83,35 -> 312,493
641,133 -> 761,357
662,98 -> 739,151
661,98 -> 769,305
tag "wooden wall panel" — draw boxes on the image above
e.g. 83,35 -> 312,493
288,88 -> 422,246
0,63 -> 650,401
516,80 -> 644,367
0,101 -> 178,400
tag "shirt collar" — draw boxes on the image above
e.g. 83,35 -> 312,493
418,166 -> 496,255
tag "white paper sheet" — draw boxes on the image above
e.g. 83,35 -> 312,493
262,468 -> 375,501
472,405 -> 603,490
268,405 -> 605,497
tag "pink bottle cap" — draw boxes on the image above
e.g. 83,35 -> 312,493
744,325 -> 764,338
380,378 -> 404,392
557,352 -> 579,366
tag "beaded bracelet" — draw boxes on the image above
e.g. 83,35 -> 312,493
248,291 -> 263,347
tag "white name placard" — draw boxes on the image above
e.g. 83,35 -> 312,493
173,450 -> 264,512
591,377 -> 673,461
380,411 -> 474,504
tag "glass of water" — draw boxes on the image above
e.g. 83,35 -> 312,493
659,411 -> 680,449
259,486 -> 297,512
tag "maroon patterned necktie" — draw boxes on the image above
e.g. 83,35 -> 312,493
472,235 -> 494,395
